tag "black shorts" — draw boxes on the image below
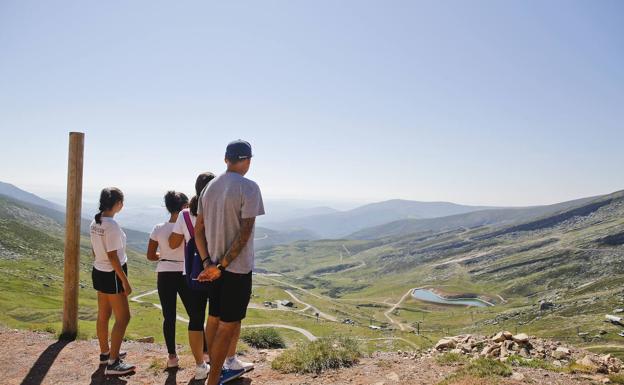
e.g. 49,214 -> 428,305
208,270 -> 252,323
92,264 -> 128,294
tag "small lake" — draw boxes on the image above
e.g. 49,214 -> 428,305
411,289 -> 492,307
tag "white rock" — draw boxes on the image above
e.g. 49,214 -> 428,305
492,332 -> 506,342
435,338 -> 456,350
512,333 -> 529,344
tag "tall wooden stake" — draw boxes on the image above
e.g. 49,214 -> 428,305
61,132 -> 84,340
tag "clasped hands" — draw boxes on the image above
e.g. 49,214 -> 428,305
197,264 -> 221,282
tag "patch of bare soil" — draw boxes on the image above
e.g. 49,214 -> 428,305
0,327 -> 603,385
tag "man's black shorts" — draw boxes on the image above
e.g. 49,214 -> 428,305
208,270 -> 252,322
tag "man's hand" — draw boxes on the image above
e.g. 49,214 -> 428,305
197,266 -> 221,282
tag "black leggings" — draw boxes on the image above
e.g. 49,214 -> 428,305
157,272 -> 208,355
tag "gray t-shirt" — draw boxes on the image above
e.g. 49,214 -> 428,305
198,171 -> 265,274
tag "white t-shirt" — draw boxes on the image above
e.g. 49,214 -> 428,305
149,221 -> 185,272
90,217 -> 128,272
172,208 -> 196,243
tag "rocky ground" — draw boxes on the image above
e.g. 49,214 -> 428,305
2,327 -> 614,385
433,331 -> 622,374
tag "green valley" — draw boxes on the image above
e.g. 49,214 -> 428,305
2,187 -> 624,360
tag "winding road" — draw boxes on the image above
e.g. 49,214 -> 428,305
285,290 -> 337,322
244,324 -> 317,341
384,288 -> 417,332
130,290 -> 318,341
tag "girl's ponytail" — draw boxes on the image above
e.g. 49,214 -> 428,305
189,196 -> 199,217
95,187 -> 124,224
191,172 -> 215,217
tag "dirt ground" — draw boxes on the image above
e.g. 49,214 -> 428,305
1,327 -> 608,385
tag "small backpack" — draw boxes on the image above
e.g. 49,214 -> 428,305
182,211 -> 212,291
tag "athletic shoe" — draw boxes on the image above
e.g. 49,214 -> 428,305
220,368 -> 245,383
225,356 -> 254,372
105,359 -> 136,375
167,355 -> 179,368
99,351 -> 127,364
195,362 -> 209,380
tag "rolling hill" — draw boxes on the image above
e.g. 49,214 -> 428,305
254,226 -> 320,249
0,181 -> 64,212
262,199 -> 495,238
0,193 -> 157,338
349,195 -> 601,240
3,182 -> 624,360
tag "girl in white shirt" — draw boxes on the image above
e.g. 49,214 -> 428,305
168,172 -> 214,380
90,187 -> 135,375
146,191 -> 190,368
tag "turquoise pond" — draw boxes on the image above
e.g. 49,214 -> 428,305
411,289 -> 492,307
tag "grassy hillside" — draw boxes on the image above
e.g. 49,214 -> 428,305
3,187 -> 624,358
0,194 -> 426,351
0,195 -> 157,340
254,226 -> 320,250
256,190 -> 624,356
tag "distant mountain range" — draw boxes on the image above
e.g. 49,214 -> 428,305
0,181 -> 313,250
262,199 -> 496,238
0,180 -> 617,252
349,195 -> 600,240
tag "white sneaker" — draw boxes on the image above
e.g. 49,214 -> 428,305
195,362 -> 210,380
225,356 -> 254,372
167,355 -> 179,368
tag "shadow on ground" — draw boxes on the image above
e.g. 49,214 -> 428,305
89,365 -> 132,385
20,339 -> 71,385
185,374 -> 252,385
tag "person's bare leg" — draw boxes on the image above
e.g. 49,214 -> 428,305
227,322 -> 241,358
108,293 -> 131,361
207,321 -> 239,385
96,292 -> 112,354
188,331 -> 205,365
205,315 -> 220,360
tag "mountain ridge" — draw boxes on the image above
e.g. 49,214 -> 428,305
262,199 -> 496,238
349,194 -> 604,240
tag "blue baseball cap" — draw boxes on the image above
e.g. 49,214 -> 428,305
225,140 -> 253,161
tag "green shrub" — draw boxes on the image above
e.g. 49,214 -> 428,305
241,328 -> 285,349
436,352 -> 468,366
565,361 -> 595,374
272,336 -> 361,374
463,358 -> 512,378
506,355 -> 557,371
609,373 -> 624,384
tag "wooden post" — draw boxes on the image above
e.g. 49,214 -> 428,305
61,132 -> 84,340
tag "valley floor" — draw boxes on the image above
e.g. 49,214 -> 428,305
3,327 -> 607,385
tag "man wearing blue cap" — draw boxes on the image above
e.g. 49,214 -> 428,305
195,140 -> 265,385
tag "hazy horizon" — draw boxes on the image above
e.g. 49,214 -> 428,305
4,179 -> 616,213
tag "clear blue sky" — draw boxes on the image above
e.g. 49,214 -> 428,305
1,0 -> 623,206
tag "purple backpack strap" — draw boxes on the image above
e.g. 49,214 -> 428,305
182,211 -> 194,237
